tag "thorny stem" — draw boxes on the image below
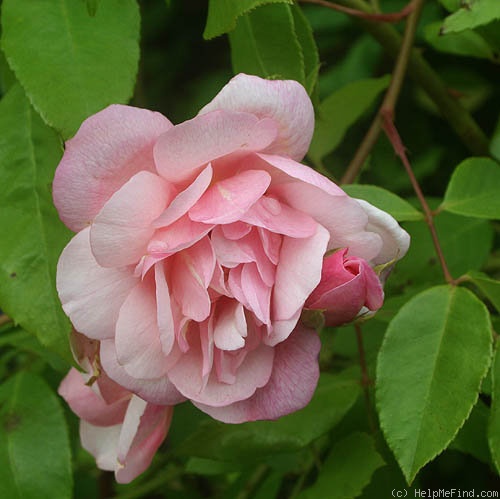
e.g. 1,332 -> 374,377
341,0 -> 424,184
299,0 -> 414,22
381,115 -> 455,284
355,323 -> 377,434
0,314 -> 12,327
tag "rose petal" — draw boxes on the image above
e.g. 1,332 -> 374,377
199,74 -> 314,161
91,171 -> 174,268
213,300 -> 247,351
154,110 -> 278,183
53,105 -> 172,232
57,228 -> 138,339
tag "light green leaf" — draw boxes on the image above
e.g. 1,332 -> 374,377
342,184 -> 423,222
491,114 -> 500,162
439,0 -> 462,12
85,0 -> 99,17
229,4 -> 304,85
204,0 -> 292,39
442,0 -> 500,34
424,21 -> 496,60
466,271 -> 500,313
0,85 -> 72,363
309,75 -> 390,163
441,157 -> 500,219
298,433 -> 385,499
376,285 -> 493,483
0,372 -> 72,499
176,370 -> 361,462
489,344 -> 500,473
1,0 -> 140,138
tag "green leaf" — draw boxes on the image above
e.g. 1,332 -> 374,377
204,0 -> 292,39
229,4 -> 304,85
298,433 -> 385,499
376,285 -> 493,483
489,344 -> 500,473
308,75 -> 390,163
0,85 -> 72,363
442,0 -> 500,34
85,0 -> 99,17
424,21 -> 497,60
176,370 -> 361,462
466,271 -> 500,313
1,0 -> 140,138
342,184 -> 423,222
0,372 -> 72,499
441,157 -> 500,219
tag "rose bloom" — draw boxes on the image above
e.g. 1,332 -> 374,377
54,74 -> 409,473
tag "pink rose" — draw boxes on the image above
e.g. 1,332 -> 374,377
54,74 -> 409,425
306,248 -> 384,327
58,334 -> 173,483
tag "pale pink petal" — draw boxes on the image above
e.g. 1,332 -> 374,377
171,237 -> 215,322
199,74 -> 314,161
148,215 -> 213,255
90,171 -> 173,268
227,266 -> 250,311
100,340 -> 185,406
266,310 -> 302,347
189,170 -> 271,224
168,338 -> 274,407
117,395 -> 148,461
213,301 -> 247,351
258,228 -> 282,265
194,326 -> 320,423
115,405 -> 173,484
241,196 -> 317,238
210,226 -> 254,268
273,224 -> 330,322
154,110 -> 278,183
57,228 -> 138,339
355,199 -> 410,266
53,105 -> 172,232
221,221 -> 252,240
80,420 -> 121,471
115,278 -> 174,380
155,261 -> 175,356
153,165 -> 213,228
58,368 -> 129,426
241,263 -> 272,325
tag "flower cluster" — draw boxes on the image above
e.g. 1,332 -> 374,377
55,74 -> 409,482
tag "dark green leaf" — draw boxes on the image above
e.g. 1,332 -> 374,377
0,85 -> 72,363
308,76 -> 390,163
298,433 -> 384,499
229,4 -> 304,85
342,184 -> 423,222
489,344 -> 500,473
466,271 -> 500,313
442,0 -> 500,34
0,372 -> 72,499
204,0 -> 292,39
441,157 -> 500,219
1,0 -> 140,138
377,286 -> 493,483
175,370 -> 361,462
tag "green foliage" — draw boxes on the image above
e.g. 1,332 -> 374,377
466,271 -> 500,313
1,0 -> 140,138
441,157 -> 500,219
442,0 -> 500,34
0,372 -> 72,499
298,433 -> 385,499
308,76 -> 390,163
0,85 -> 72,363
489,345 -> 500,473
376,286 -> 493,483
229,3 -> 319,94
342,184 -> 424,222
204,0 -> 292,39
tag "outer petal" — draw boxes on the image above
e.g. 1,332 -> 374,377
355,199 -> 411,266
91,171 -> 173,268
80,420 -> 121,471
100,340 -> 186,406
195,326 -> 320,423
57,228 -> 138,339
58,368 -> 130,426
199,74 -> 314,161
154,110 -> 278,183
53,105 -> 172,232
